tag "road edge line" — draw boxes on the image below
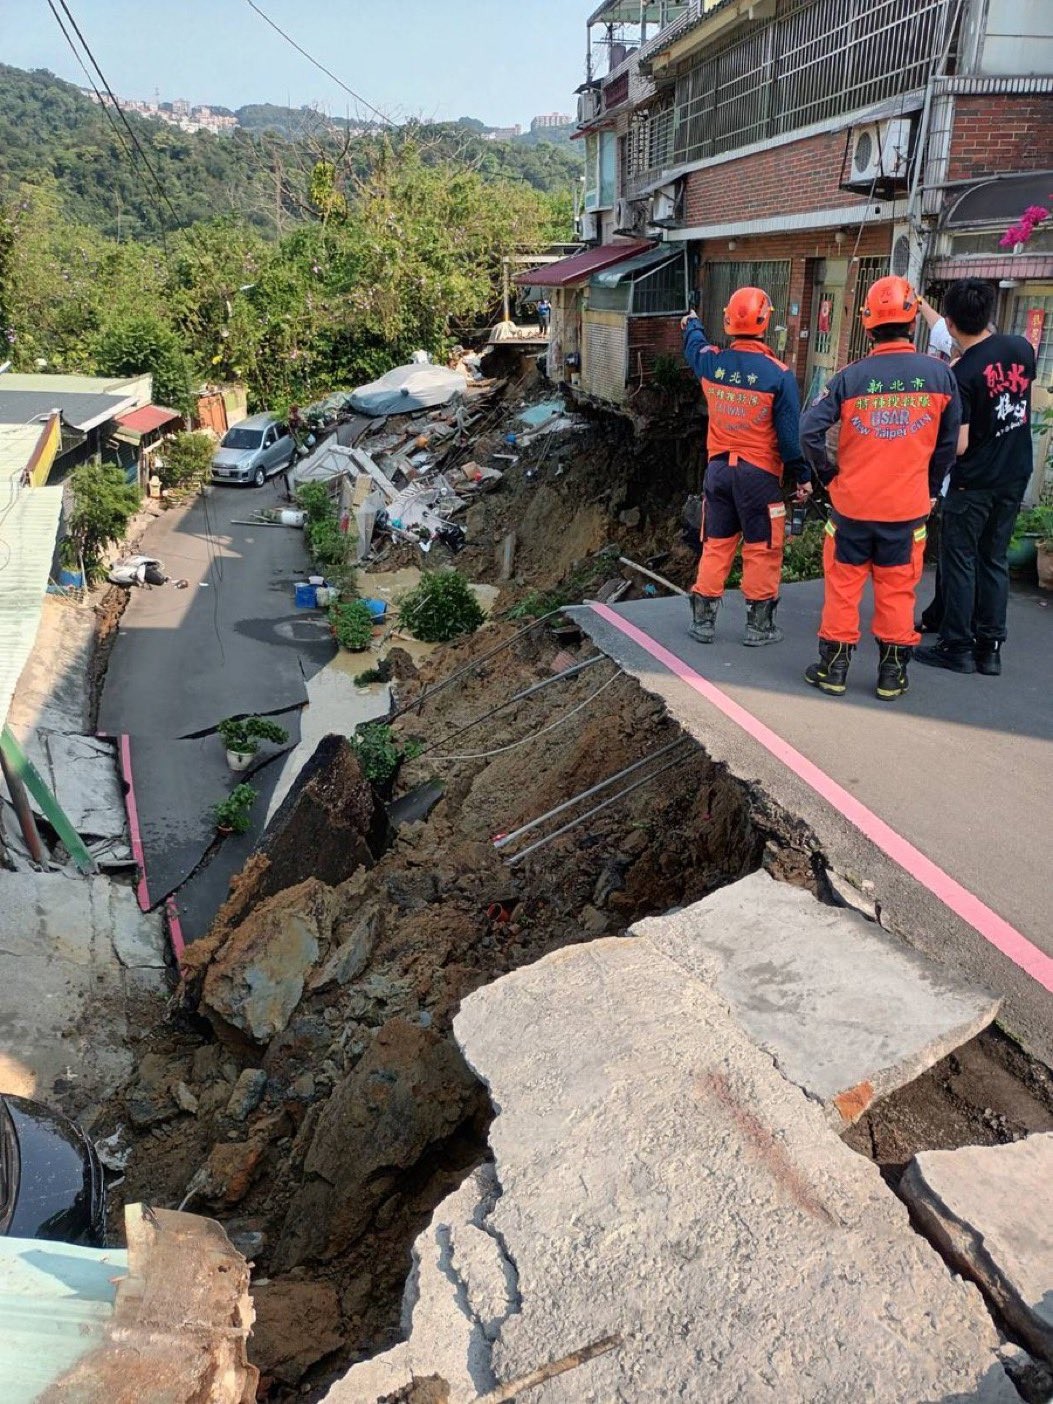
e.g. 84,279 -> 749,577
117,733 -> 151,912
589,602 -> 1053,995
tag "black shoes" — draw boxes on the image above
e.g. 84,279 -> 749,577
914,642 -> 978,674
805,639 -> 854,696
688,593 -> 720,644
876,643 -> 912,701
974,640 -> 1002,675
743,597 -> 783,646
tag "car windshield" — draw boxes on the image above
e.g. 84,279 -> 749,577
221,428 -> 264,450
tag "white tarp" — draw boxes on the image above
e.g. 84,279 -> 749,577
349,364 -> 465,417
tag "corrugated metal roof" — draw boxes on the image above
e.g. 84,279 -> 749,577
591,245 -> 682,286
0,1233 -> 126,1402
115,404 -> 180,435
0,425 -> 44,486
0,486 -> 65,728
0,371 -> 145,397
0,390 -> 134,433
515,241 -> 653,288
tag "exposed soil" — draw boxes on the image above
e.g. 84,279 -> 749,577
88,584 -> 129,731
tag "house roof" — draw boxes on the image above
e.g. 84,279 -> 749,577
0,389 -> 135,433
591,244 -> 682,286
115,404 -> 181,435
0,425 -> 47,486
945,170 -> 1053,228
515,241 -> 654,288
0,485 -> 65,728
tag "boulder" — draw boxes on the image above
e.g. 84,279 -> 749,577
250,1278 -> 344,1385
273,1017 -> 486,1271
226,1068 -> 268,1121
187,1139 -> 265,1208
200,880 -> 336,1045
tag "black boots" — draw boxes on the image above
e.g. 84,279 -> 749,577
914,641 -> 977,674
975,640 -> 1002,675
876,642 -> 912,701
689,593 -> 720,643
743,597 -> 783,646
805,639 -> 853,696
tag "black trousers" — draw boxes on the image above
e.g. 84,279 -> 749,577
939,487 -> 1023,650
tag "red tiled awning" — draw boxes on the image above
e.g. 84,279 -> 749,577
515,241 -> 654,288
115,405 -> 181,435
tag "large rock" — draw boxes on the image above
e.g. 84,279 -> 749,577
901,1134 -> 1053,1365
273,1017 -> 486,1271
328,932 -> 1015,1403
635,870 -> 1000,1124
200,880 -> 336,1045
250,1278 -> 344,1385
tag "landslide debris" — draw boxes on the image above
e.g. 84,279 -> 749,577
103,617 -> 808,1396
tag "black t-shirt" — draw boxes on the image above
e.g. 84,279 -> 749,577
951,333 -> 1036,493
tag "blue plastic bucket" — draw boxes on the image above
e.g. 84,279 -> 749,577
362,598 -> 387,618
58,568 -> 85,589
294,581 -> 316,609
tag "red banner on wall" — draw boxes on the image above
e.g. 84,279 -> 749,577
1024,307 -> 1045,355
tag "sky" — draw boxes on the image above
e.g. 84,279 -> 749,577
6,0 -> 588,129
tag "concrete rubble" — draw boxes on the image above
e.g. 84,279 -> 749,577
329,901 -> 1017,1402
0,872 -> 167,1101
901,1133 -> 1053,1366
635,870 -> 1001,1124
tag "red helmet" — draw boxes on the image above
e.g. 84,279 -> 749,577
724,286 -> 772,337
861,275 -> 918,329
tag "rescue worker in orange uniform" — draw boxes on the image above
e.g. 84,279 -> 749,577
682,289 -> 811,645
799,276 -> 960,700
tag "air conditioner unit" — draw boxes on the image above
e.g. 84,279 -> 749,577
577,88 -> 601,125
890,221 -> 923,287
845,118 -> 914,193
579,210 -> 599,242
650,183 -> 679,226
615,198 -> 646,234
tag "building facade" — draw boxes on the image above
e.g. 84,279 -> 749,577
572,0 -> 1053,488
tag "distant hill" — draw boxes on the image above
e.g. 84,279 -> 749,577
0,66 -> 581,240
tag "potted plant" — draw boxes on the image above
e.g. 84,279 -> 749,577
212,783 -> 257,836
217,716 -> 289,772
1007,507 -> 1048,574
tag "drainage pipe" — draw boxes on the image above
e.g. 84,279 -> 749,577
506,752 -> 695,866
0,744 -> 46,866
495,736 -> 691,851
422,654 -> 608,755
617,556 -> 687,596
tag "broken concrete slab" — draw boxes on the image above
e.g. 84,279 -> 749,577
901,1134 -> 1053,1365
634,870 -> 1000,1124
330,934 -> 1016,1403
0,872 -> 166,1104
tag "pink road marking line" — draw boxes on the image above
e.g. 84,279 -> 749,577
590,602 -> 1053,994
165,896 -> 186,963
118,734 -> 151,912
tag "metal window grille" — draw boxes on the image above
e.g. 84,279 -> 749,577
702,260 -> 792,342
631,254 -> 689,315
846,255 -> 889,363
589,284 -> 633,313
672,0 -> 952,167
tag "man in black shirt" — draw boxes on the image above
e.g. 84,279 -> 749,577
916,279 -> 1036,676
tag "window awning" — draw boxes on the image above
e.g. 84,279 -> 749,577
591,245 -> 681,287
945,171 -> 1053,228
514,241 -> 654,288
114,405 -> 181,437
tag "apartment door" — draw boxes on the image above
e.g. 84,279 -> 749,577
804,258 -> 848,402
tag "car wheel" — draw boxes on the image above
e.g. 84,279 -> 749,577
253,466 -> 266,488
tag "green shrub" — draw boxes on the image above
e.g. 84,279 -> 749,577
217,715 -> 289,756
349,722 -> 422,785
306,516 -> 347,568
64,462 -> 141,582
399,569 -> 485,642
212,783 -> 257,834
781,519 -> 826,583
1013,505 -> 1053,546
329,599 -> 375,651
295,482 -> 333,522
158,431 -> 211,491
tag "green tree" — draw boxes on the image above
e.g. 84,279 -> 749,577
93,314 -> 195,412
64,463 -> 141,581
158,430 -> 212,490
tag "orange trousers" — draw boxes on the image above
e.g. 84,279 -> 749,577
692,457 -> 785,602
819,515 -> 926,646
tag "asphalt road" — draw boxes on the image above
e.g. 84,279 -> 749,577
573,576 -> 1053,1067
99,479 -> 335,938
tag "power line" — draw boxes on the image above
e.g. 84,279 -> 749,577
50,0 -> 182,246
243,0 -> 394,129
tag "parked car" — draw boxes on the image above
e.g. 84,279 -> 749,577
211,413 -> 294,487
0,1093 -> 105,1245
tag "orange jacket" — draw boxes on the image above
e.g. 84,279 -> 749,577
799,341 -> 961,521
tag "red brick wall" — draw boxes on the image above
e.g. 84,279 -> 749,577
947,95 -> 1053,182
683,130 -> 874,226
627,315 -> 684,380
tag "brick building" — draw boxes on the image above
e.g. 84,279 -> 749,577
569,0 -> 1053,487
